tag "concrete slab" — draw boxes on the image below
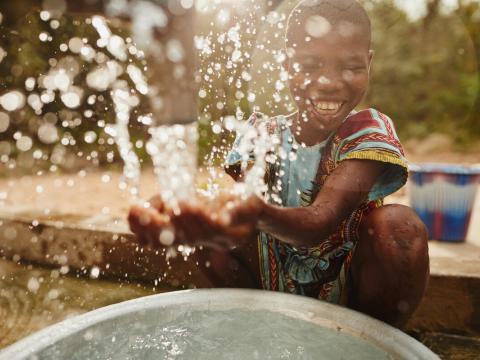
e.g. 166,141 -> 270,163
0,207 -> 214,289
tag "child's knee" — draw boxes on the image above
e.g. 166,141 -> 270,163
360,204 -> 428,267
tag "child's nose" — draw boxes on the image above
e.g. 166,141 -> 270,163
308,73 -> 343,96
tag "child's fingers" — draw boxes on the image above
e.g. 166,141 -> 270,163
127,206 -> 146,234
171,204 -> 228,248
173,206 -> 210,244
147,194 -> 165,212
128,205 -> 172,248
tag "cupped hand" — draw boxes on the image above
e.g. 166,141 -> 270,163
128,193 -> 264,250
128,195 -> 173,247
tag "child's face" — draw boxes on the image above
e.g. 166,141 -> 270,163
285,22 -> 372,133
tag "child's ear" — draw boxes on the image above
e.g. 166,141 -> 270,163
368,50 -> 374,72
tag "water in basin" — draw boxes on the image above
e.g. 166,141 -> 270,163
31,308 -> 390,360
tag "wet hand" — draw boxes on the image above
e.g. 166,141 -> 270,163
128,194 -> 261,250
128,195 -> 175,247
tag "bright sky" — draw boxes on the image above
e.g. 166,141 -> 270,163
197,0 -> 479,21
394,0 -> 477,21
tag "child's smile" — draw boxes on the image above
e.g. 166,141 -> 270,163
310,99 -> 344,116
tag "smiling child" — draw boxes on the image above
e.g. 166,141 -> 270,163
129,0 -> 429,328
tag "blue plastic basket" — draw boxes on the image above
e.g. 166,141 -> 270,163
409,164 -> 480,242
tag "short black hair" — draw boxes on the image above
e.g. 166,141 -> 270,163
286,0 -> 371,48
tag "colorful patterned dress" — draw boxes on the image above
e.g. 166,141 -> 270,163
225,108 -> 408,303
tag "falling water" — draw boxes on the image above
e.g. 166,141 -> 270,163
146,124 -> 198,211
227,114 -> 277,201
0,0 -> 278,212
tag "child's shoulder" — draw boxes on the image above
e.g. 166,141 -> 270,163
336,108 -> 398,140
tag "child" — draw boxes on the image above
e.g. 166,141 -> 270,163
129,0 -> 429,328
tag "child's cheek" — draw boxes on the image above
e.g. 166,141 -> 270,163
351,73 -> 369,94
289,74 -> 308,103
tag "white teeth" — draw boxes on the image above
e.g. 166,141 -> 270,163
315,102 -> 341,112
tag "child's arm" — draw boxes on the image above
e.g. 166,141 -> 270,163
230,159 -> 385,248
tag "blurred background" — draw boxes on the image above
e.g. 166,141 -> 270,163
0,0 -> 478,175
0,0 -> 479,356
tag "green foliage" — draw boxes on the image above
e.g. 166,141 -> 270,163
360,0 -> 480,143
0,8 -> 150,172
197,0 -> 480,162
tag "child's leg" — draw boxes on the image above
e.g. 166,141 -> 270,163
347,204 -> 429,328
193,233 -> 261,289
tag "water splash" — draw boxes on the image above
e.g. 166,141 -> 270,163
224,114 -> 278,202
146,124 -> 198,211
109,82 -> 141,199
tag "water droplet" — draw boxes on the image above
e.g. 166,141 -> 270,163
39,32 -> 50,42
216,9 -> 231,25
166,39 -> 185,62
212,123 -> 222,134
107,35 -> 127,61
180,0 -> 194,9
25,77 -> 36,91
305,15 -> 332,38
198,89 -> 207,98
126,65 -> 148,94
317,76 -> 330,85
50,19 -> 60,29
16,136 -> 33,152
0,47 -> 6,63
231,49 -> 242,62
86,66 -> 114,91
80,45 -> 96,62
275,80 -> 285,91
39,91 -> 55,104
39,10 -> 51,21
53,70 -> 71,91
90,266 -> 100,279
38,123 -> 59,144
61,87 -> 83,108
84,131 -> 97,144
27,277 -> 40,293
1,91 -> 25,111
0,112 -> 9,133
159,228 -> 175,246
47,289 -> 60,300
101,174 -> 111,183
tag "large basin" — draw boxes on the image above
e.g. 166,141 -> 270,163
0,289 -> 438,359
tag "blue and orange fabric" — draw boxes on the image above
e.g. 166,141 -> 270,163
225,108 -> 408,303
